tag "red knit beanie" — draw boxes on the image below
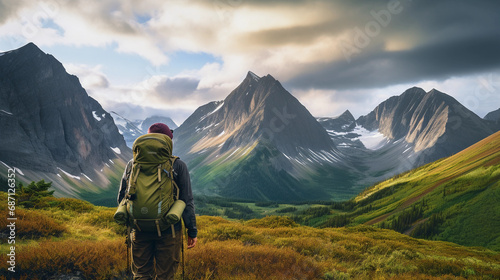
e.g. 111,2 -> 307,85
148,123 -> 173,139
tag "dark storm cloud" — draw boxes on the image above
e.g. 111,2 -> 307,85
290,33 -> 500,90
238,20 -> 346,47
287,0 -> 500,90
0,0 -> 26,24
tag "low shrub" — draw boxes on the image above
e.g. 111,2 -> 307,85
206,224 -> 254,241
276,206 -> 297,213
47,197 -> 95,213
0,239 -> 127,279
244,216 -> 298,228
80,208 -> 126,235
184,240 -> 323,280
0,208 -> 66,239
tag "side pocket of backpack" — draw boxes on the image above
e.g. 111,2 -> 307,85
162,199 -> 186,225
114,198 -> 129,225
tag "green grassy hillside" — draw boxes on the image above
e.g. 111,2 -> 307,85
1,191 -> 499,280
315,130 -> 500,251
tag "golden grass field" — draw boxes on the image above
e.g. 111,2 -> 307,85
1,194 -> 499,280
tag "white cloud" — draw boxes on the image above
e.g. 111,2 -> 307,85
1,0 -> 348,76
0,0 -> 169,64
73,66 -> 219,124
65,64 -> 109,89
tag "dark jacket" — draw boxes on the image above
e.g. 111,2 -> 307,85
117,158 -> 197,238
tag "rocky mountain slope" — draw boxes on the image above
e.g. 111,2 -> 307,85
174,72 -> 354,201
174,73 -> 499,202
484,108 -> 500,124
318,87 -> 499,185
356,87 -> 496,165
0,43 -> 130,203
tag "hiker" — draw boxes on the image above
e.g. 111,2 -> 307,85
117,123 -> 197,280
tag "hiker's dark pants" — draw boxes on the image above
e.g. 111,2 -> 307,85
131,230 -> 182,280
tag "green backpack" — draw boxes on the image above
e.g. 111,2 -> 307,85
114,133 -> 185,237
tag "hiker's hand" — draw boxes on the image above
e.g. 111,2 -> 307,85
187,237 -> 197,249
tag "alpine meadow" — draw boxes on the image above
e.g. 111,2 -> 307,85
1,189 -> 499,279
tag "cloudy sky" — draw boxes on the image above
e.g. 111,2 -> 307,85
1,0 -> 499,125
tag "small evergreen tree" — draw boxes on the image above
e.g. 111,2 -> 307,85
17,180 -> 54,208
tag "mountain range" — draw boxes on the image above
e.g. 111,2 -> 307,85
110,112 -> 178,148
0,43 -> 499,205
173,72 -> 499,202
0,43 -> 130,204
317,87 -> 500,187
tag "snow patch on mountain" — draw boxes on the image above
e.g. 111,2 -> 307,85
200,101 -> 224,121
196,122 -> 218,132
0,161 -> 9,169
210,102 -> 224,114
81,173 -> 93,182
283,149 -> 341,167
15,167 -> 24,176
111,147 -> 121,154
0,161 -> 25,175
92,111 -> 101,121
58,167 -> 81,180
352,125 -> 388,150
249,71 -> 260,81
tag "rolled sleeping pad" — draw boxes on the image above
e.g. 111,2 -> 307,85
114,201 -> 128,225
163,199 -> 186,224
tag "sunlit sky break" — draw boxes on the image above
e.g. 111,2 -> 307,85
1,0 -> 499,125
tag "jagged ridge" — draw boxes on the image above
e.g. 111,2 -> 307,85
174,71 -> 352,201
0,43 -> 131,204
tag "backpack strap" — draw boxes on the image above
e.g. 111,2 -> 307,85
170,156 -> 180,200
158,164 -> 161,182
170,156 -> 179,237
127,163 -> 141,200
132,164 -> 141,185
